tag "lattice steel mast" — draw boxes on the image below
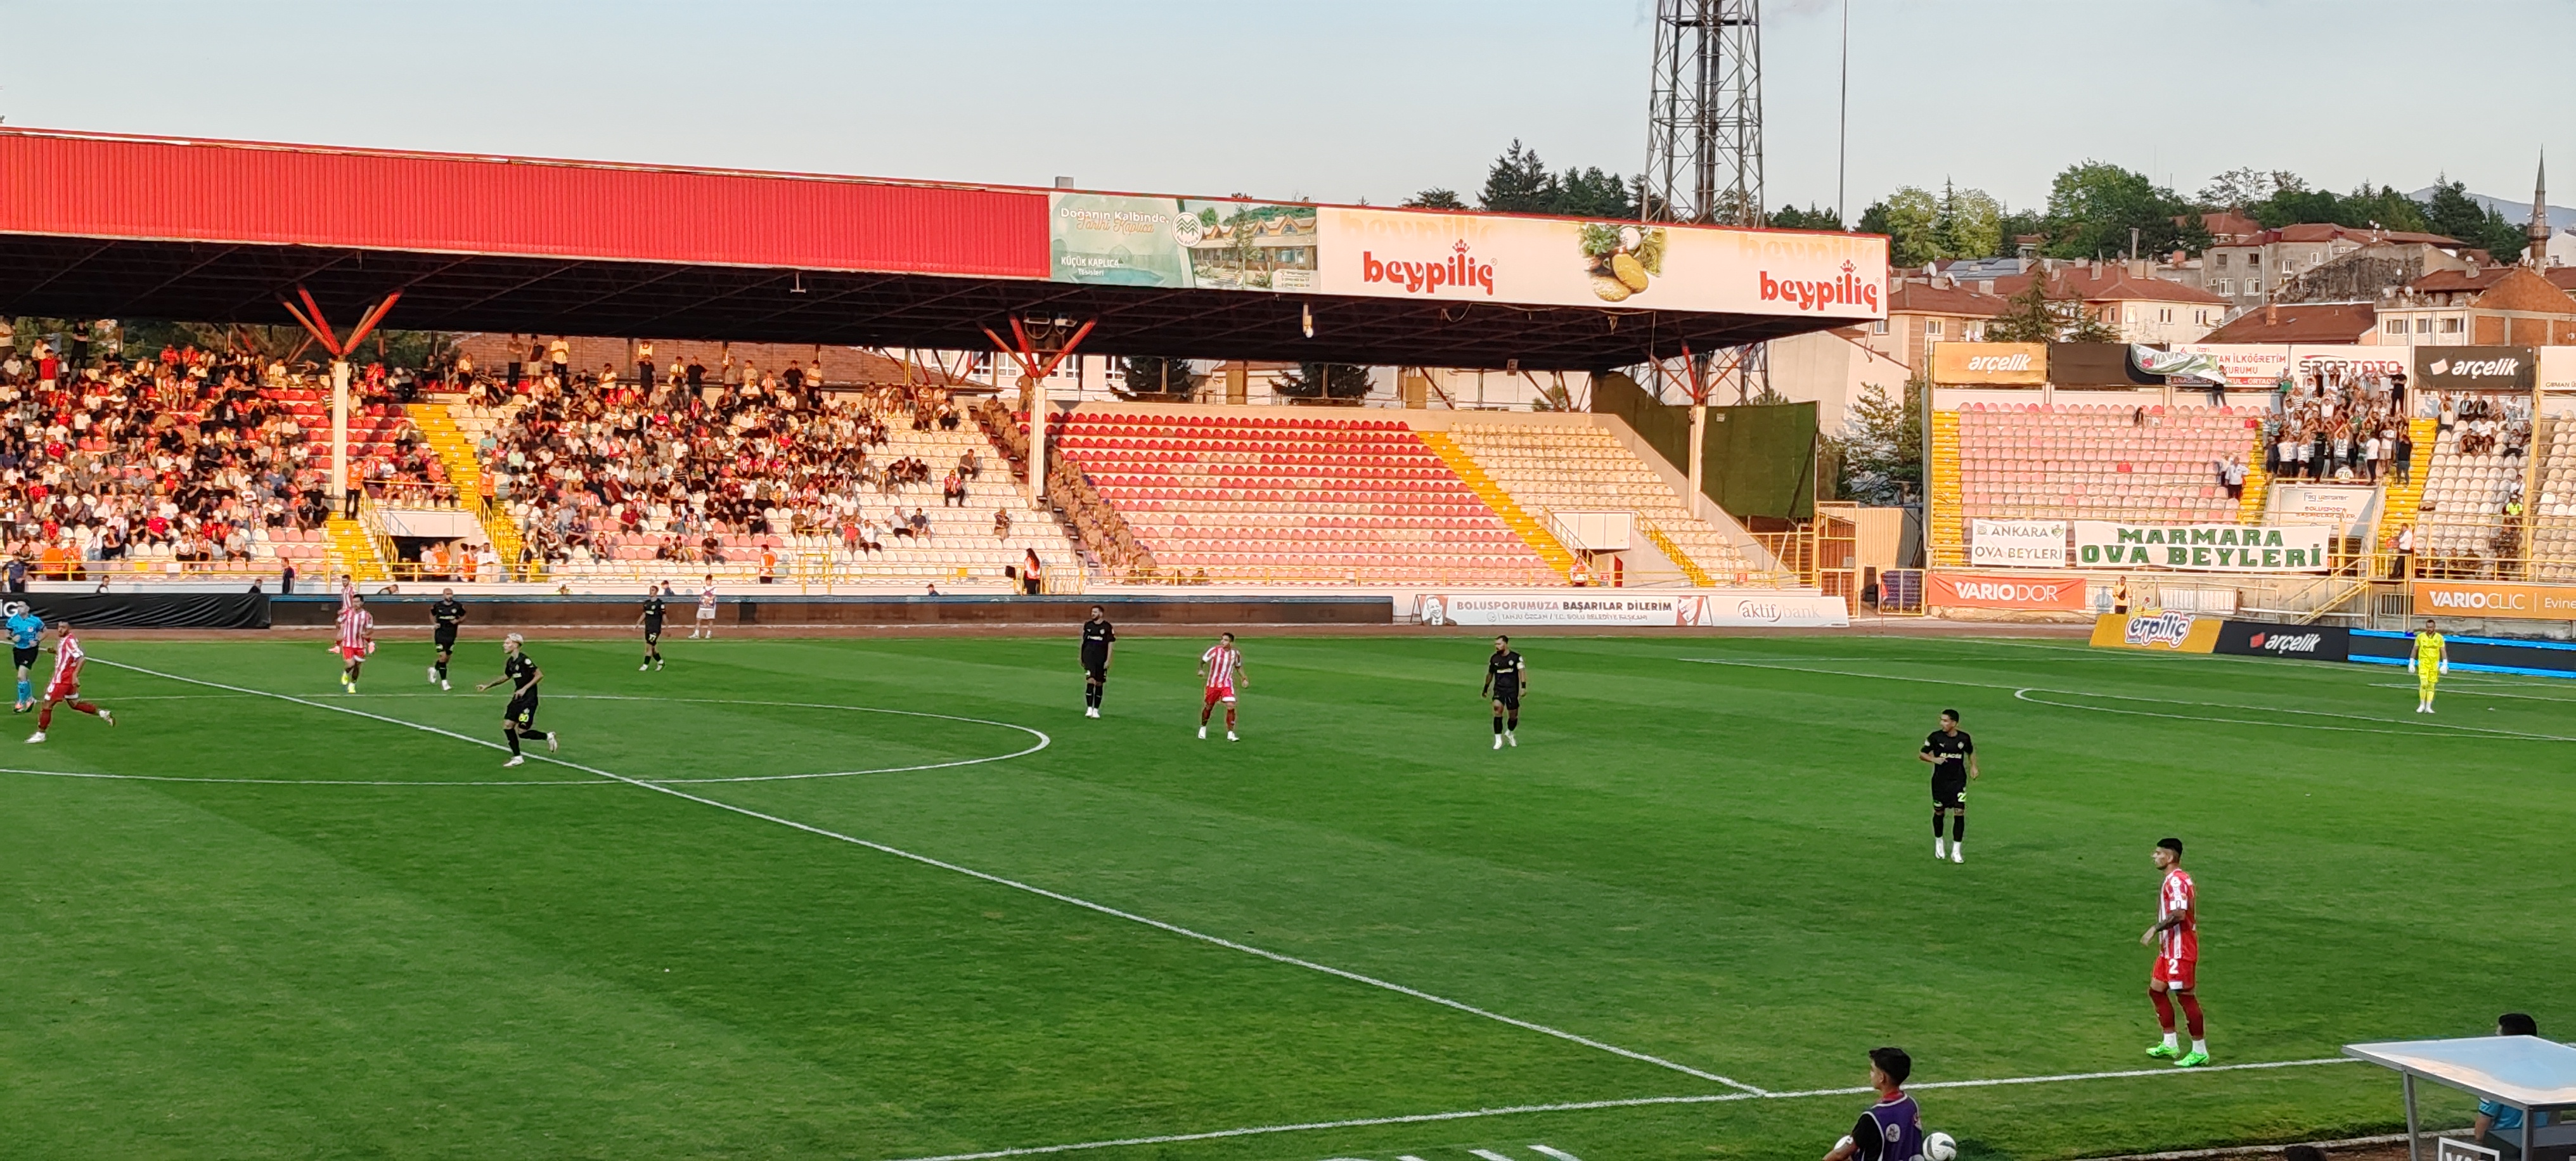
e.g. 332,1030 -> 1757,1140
1645,0 -> 1768,408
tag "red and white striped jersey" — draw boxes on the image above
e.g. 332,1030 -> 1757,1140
49,633 -> 84,688
2158,868 -> 2198,961
1200,644 -> 1240,690
338,609 -> 375,651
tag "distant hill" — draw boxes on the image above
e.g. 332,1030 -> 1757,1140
2406,186 -> 2576,231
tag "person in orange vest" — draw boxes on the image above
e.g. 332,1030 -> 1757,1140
758,544 -> 778,585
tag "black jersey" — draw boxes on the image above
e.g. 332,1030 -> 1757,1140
1486,650 -> 1526,690
1922,728 -> 1973,776
430,599 -> 467,632
1081,619 -> 1116,666
641,596 -> 667,625
503,651 -> 541,698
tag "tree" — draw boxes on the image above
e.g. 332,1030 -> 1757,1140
1833,374 -> 1924,506
1932,181 -> 2003,265
1555,165 -> 1635,217
2041,161 -> 2192,259
1478,140 -> 1557,213
2061,303 -> 2123,344
2421,178 -> 2527,263
1116,356 -> 1201,401
1272,362 -> 1372,403
1983,276 -> 2065,343
1403,188 -> 1466,210
1874,186 -> 1942,267
1770,203 -> 1841,230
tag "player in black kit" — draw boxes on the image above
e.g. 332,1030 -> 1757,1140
428,587 -> 466,691
636,583 -> 669,671
1079,605 -> 1115,717
475,632 -> 558,767
1480,634 -> 1526,750
1919,709 -> 1978,864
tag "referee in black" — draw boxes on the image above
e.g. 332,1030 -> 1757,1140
428,588 -> 466,691
1481,634 -> 1526,750
1079,605 -> 1115,717
1919,709 -> 1977,864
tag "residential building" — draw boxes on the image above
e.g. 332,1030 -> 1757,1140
1989,260 -> 2229,345
2374,266 -> 2576,347
1865,279 -> 2013,369
2194,301 -> 2378,344
2200,224 -> 2466,312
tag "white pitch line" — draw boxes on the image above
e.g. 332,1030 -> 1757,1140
0,765 -> 609,787
1680,657 -> 2576,742
873,1058 -> 2360,1161
89,657 -> 1763,1096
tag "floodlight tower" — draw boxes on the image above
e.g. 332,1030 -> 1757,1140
1645,0 -> 1763,228
1645,0 -> 1768,496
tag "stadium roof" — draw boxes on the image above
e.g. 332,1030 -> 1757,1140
0,127 -> 1888,372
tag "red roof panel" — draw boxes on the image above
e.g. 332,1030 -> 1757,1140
0,129 -> 1047,279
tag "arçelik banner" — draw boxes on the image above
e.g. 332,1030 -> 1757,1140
2413,345 -> 2535,392
2072,522 -> 2334,572
1933,342 -> 2048,385
2213,621 -> 2350,662
2088,612 -> 2220,653
1413,591 -> 1851,628
1926,573 -> 2087,611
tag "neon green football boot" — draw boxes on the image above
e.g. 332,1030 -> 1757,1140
2146,1042 -> 2178,1059
2174,1049 -> 2210,1068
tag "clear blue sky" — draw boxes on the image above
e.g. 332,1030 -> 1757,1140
1,0 -> 2566,214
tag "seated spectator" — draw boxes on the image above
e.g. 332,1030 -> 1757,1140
2473,1013 -> 2554,1160
993,506 -> 1012,540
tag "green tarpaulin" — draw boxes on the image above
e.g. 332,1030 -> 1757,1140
1592,372 -> 1817,521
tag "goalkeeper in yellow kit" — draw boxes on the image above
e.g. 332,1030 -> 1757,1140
2409,620 -> 2449,713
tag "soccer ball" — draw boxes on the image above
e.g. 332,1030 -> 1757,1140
1925,1131 -> 1957,1161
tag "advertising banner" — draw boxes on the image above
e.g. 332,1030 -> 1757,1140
2072,522 -> 2333,572
1933,342 -> 2047,385
1318,207 -> 1888,319
2351,629 -> 2576,676
1969,519 -> 2068,568
2411,581 -> 2576,620
2049,342 -> 2160,386
1048,193 -> 1320,292
2288,345 -> 2408,383
2413,345 -> 2535,392
2088,612 -> 2221,652
1412,591 -> 1850,627
1926,573 -> 2087,611
2262,484 -> 2380,537
2213,620 -> 2350,662
2174,343 -> 2293,388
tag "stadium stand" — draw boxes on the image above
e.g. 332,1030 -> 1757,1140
456,378 -> 1081,587
1433,419 -> 1767,584
1048,409 -> 1556,585
2413,397 -> 2532,575
0,342 -> 449,579
1952,403 -> 2262,525
2534,418 -> 2576,580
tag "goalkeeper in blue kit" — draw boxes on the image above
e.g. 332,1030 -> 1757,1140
6,602 -> 44,712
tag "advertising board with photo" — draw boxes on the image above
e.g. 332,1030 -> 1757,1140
1048,193 -> 1320,292
1412,591 -> 1851,628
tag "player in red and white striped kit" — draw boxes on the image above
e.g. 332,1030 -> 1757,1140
25,621 -> 111,743
338,594 -> 377,693
1197,632 -> 1246,741
2141,837 -> 2208,1067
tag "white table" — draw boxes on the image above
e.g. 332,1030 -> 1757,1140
2346,1037 -> 2576,1161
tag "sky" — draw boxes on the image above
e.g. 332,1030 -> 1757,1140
1,0 -> 2569,216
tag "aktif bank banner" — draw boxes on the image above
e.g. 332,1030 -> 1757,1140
1046,192 -> 1891,320
1412,592 -> 1851,628
2072,522 -> 2334,572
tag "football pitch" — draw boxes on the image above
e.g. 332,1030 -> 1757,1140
3,631 -> 2568,1161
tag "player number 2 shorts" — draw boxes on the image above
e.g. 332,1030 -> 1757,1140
2151,954 -> 2198,990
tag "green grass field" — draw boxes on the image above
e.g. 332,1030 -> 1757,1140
3,629 -> 2568,1161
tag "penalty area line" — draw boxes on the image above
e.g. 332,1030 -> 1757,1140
877,1058 -> 2361,1161
89,657 -> 1763,1097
